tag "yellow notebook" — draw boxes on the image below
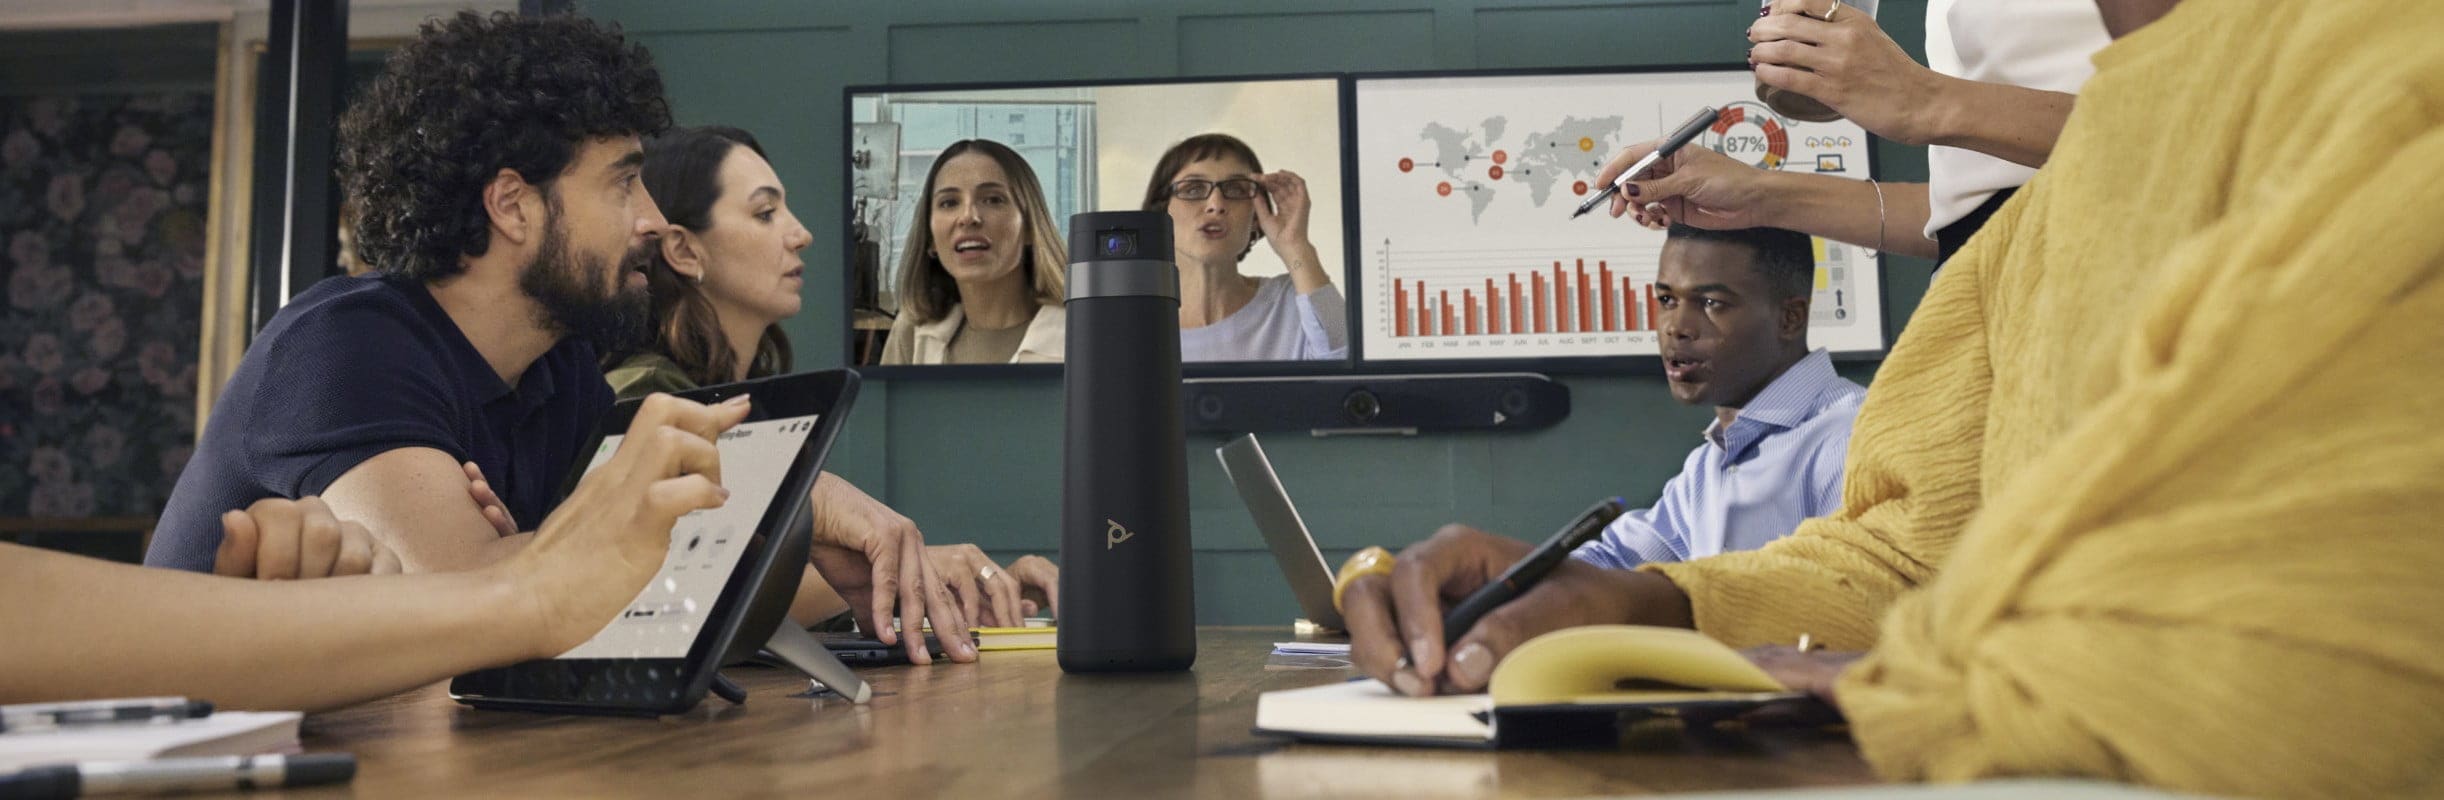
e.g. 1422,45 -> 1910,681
974,626 -> 1056,652
1253,625 -> 1808,748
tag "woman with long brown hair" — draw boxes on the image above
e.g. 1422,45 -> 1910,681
879,138 -> 1069,365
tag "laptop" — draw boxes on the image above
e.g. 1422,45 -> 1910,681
1215,434 -> 1346,631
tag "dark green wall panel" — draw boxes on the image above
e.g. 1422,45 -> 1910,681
1176,11 -> 1439,75
888,21 -> 1144,84
881,378 -> 1062,546
1473,4 -> 1758,70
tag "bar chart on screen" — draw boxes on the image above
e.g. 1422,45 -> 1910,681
1376,244 -> 1666,359
1353,69 -> 1886,363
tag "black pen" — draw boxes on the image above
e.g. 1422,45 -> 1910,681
0,698 -> 213,734
1571,107 -> 1722,219
0,754 -> 355,798
1440,497 -> 1630,646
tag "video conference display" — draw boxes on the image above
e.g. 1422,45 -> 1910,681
840,69 -> 1886,373
845,78 -> 1346,369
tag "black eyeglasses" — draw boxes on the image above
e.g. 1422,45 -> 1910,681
1169,178 -> 1261,202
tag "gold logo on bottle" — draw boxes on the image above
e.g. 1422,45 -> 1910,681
1106,519 -> 1136,549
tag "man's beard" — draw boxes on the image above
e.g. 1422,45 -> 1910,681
519,210 -> 651,355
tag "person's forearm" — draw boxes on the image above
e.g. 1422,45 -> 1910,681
1919,78 -> 2074,169
1614,569 -> 1696,629
471,531 -> 534,569
1766,174 -> 1938,259
383,530 -> 531,574
1277,240 -> 1332,295
0,544 -> 542,711
322,447 -> 537,574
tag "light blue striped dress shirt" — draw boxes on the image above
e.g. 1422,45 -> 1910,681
1573,349 -> 1866,569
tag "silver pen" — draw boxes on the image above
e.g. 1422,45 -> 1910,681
0,754 -> 355,798
0,698 -> 212,734
1571,106 -> 1722,219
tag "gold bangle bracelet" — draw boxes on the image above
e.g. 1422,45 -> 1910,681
1869,179 -> 1887,255
1333,546 -> 1397,612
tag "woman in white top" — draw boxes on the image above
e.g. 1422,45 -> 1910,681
881,139 -> 1067,365
1141,134 -> 1347,362
1599,0 -> 2110,263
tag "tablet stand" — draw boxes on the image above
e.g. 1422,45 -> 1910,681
732,622 -> 872,704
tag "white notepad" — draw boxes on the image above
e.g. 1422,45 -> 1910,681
0,711 -> 301,770
1271,642 -> 1352,656
1255,679 -> 1495,744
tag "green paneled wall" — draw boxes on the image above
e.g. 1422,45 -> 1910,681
584,0 -> 1936,625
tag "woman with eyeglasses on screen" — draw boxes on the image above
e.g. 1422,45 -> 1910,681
879,138 -> 1068,366
1142,133 -> 1347,362
515,126 -> 1057,638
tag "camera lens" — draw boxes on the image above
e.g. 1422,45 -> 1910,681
1343,389 -> 1381,424
1098,231 -> 1136,258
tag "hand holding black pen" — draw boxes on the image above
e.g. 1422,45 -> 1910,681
1435,497 -> 1631,647
1342,501 -> 1685,697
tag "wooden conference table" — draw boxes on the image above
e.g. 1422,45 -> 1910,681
286,628 -> 1875,798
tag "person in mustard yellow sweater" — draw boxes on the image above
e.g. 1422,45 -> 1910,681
1340,0 -> 2444,795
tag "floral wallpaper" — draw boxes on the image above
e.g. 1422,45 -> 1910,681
1,93 -> 211,518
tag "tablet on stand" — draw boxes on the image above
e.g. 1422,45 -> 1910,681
450,370 -> 871,716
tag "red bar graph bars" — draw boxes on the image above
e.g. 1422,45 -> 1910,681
1394,280 -> 1410,337
1393,263 -> 1662,338
1531,272 -> 1548,333
1575,259 -> 1593,335
1599,262 -> 1617,332
1553,263 -> 1571,333
1620,276 -> 1639,331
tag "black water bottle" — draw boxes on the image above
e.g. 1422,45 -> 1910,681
1058,211 -> 1196,672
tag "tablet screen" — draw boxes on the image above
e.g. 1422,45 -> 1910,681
555,413 -> 822,660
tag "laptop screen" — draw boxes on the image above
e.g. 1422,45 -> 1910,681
1216,434 -> 1345,631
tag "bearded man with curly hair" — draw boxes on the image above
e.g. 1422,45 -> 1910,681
147,11 -> 668,579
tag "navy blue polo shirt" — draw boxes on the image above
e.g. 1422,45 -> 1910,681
146,274 -> 612,572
